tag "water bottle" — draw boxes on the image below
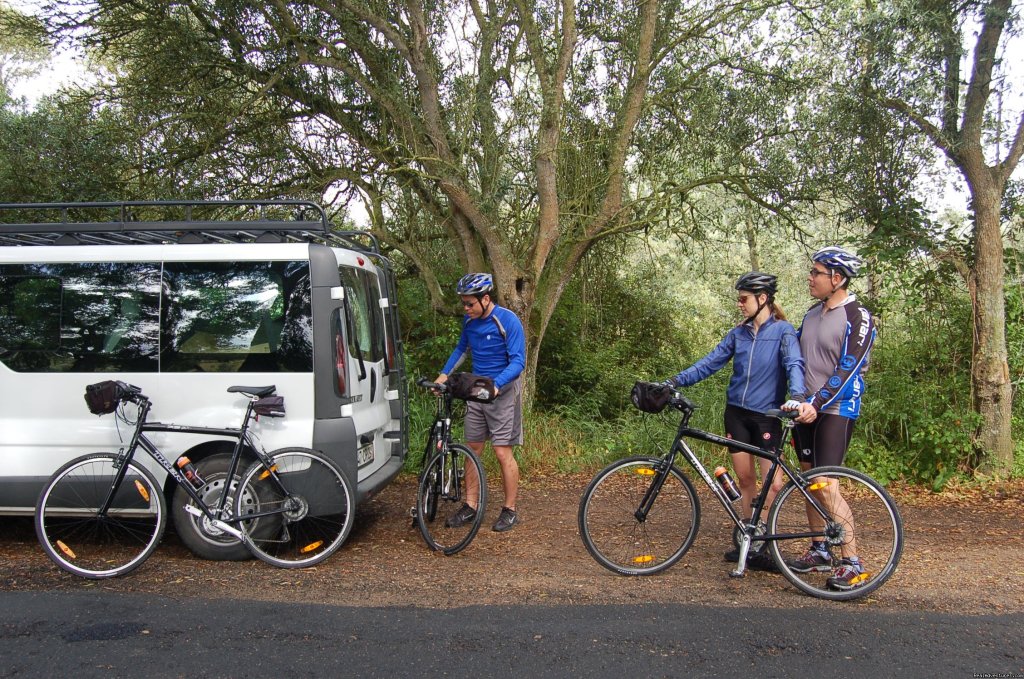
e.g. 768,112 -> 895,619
176,455 -> 205,489
714,466 -> 741,501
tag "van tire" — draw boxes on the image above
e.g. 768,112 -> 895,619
171,453 -> 253,561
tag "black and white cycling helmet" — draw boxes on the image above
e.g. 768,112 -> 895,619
812,246 -> 863,279
456,272 -> 494,296
735,271 -> 778,296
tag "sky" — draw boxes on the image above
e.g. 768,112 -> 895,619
5,1 -> 1020,218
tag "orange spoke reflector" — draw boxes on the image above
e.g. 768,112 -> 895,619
851,572 -> 870,585
258,465 -> 278,481
56,540 -> 77,559
633,555 -> 655,564
134,480 -> 150,502
808,482 -> 829,491
636,468 -> 655,476
300,541 -> 324,554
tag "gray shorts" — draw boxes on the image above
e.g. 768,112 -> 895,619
464,377 -> 523,446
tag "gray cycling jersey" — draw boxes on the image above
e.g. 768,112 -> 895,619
798,294 -> 875,419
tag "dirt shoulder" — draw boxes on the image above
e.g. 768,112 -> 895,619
2,474 -> 1022,614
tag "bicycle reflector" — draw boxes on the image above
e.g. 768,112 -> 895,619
300,541 -> 323,554
56,540 -> 77,559
632,555 -> 655,564
636,467 -> 656,476
134,480 -> 150,502
808,481 -> 829,491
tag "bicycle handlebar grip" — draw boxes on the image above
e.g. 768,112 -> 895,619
415,377 -> 448,392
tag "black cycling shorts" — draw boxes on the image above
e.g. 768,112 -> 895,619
723,405 -> 783,454
792,413 -> 856,467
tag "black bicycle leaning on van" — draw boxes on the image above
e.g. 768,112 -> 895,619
35,380 -> 355,578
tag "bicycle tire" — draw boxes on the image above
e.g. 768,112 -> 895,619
768,465 -> 903,601
416,443 -> 486,555
35,453 -> 166,579
420,432 -> 442,523
578,456 -> 701,576
235,448 -> 354,568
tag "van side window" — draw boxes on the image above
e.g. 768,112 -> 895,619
340,266 -> 384,364
0,263 -> 160,372
161,261 -> 313,373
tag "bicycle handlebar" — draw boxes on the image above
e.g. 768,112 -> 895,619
415,377 -> 450,393
764,408 -> 798,420
661,384 -> 797,421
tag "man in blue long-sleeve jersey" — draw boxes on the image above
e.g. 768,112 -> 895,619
435,273 -> 527,532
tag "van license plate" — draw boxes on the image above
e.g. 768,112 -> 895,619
357,442 -> 374,468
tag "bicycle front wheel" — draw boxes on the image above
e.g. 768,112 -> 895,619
236,448 -> 354,568
768,466 -> 903,601
35,453 -> 166,579
578,456 -> 700,576
416,444 -> 486,555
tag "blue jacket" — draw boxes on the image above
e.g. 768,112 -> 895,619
442,305 -> 526,390
669,317 -> 806,414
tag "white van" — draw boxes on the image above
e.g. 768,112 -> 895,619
0,201 -> 408,559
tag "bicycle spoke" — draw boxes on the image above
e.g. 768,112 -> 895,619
237,449 -> 354,568
416,444 -> 486,555
578,457 -> 699,576
35,455 -> 165,579
769,466 -> 903,601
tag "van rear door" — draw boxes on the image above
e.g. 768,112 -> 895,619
336,257 -> 391,482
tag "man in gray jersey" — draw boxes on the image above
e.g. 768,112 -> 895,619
787,246 -> 877,592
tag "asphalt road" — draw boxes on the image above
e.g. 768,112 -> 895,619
0,591 -> 1021,678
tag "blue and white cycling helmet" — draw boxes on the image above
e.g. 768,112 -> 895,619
456,272 -> 494,296
812,246 -> 863,279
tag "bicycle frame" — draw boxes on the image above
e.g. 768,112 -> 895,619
422,389 -> 461,498
645,404 -> 836,577
102,397 -> 278,540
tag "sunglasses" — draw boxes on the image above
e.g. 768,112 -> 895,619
461,299 -> 478,308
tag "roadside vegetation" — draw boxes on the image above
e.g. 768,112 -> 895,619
1,0 -> 1021,488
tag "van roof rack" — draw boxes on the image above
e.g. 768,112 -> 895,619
0,200 -> 381,254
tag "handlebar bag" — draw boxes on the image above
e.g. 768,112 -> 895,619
84,380 -> 125,415
631,381 -> 671,413
447,372 -> 497,404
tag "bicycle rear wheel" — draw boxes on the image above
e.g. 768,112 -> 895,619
236,448 -> 354,568
416,443 -> 486,555
578,456 -> 700,576
768,466 -> 903,601
35,453 -> 166,579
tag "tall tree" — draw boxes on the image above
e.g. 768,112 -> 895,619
53,0 -> 825,394
854,0 -> 1022,472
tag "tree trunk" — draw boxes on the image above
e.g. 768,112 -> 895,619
968,172 -> 1014,472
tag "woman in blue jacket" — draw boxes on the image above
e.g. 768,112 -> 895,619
664,272 -> 806,565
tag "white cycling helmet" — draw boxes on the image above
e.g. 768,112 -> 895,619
456,273 -> 494,296
812,246 -> 863,279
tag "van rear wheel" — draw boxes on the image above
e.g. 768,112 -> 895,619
171,453 -> 253,561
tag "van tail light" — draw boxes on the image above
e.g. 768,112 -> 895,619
335,334 -> 346,394
386,331 -> 396,372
